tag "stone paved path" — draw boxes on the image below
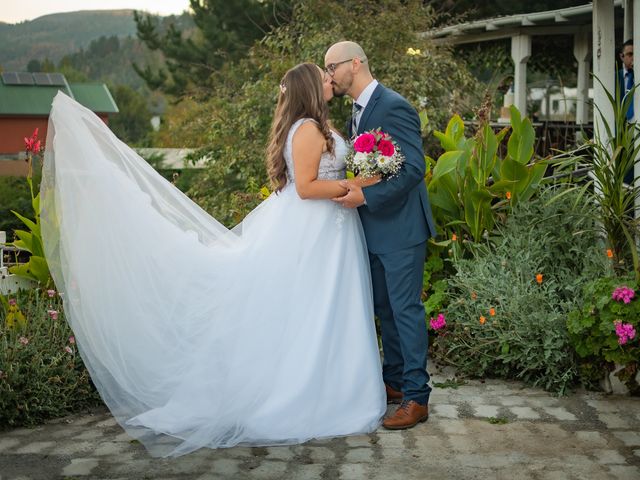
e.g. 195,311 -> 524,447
1,367 -> 639,480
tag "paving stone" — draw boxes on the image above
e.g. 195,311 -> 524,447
439,419 -> 468,436
308,446 -> 334,462
608,465 -> 640,480
612,431 -> 640,446
432,404 -> 459,419
345,447 -> 373,463
247,461 -> 288,479
210,458 -> 240,476
14,441 -> 55,454
0,437 -> 21,452
542,407 -> 577,421
598,413 -> 629,429
377,432 -> 404,449
594,449 -> 627,464
265,446 -> 296,461
340,463 -> 368,479
61,458 -> 100,476
473,405 -> 500,418
344,435 -> 372,448
288,464 -> 325,480
510,406 -> 541,420
575,431 -> 608,447
498,396 -> 527,406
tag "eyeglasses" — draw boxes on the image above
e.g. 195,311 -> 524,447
324,58 -> 354,76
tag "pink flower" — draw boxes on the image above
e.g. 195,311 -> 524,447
48,309 -> 59,320
64,346 -> 73,354
353,133 -> 376,153
69,336 -> 75,344
19,337 -> 29,345
612,286 -> 635,304
24,128 -> 41,154
614,320 -> 637,345
377,139 -> 395,157
8,298 -> 16,306
47,289 -> 56,298
429,313 -> 446,331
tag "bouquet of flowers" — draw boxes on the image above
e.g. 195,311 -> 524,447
345,129 -> 404,178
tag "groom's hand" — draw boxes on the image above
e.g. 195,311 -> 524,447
332,180 -> 365,208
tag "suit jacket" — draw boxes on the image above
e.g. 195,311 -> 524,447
618,68 -> 634,121
349,83 -> 436,254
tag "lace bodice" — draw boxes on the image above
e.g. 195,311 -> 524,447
284,118 -> 347,183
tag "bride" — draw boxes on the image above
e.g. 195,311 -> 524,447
41,63 -> 386,457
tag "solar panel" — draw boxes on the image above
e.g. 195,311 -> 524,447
33,72 -> 51,85
1,72 -> 19,85
17,72 -> 34,85
48,73 -> 66,86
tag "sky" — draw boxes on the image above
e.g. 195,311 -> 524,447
1,1 -> 191,24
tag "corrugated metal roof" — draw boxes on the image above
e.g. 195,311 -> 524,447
426,1 -> 623,43
0,73 -> 118,115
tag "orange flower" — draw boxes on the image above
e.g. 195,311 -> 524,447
452,234 -> 457,242
536,273 -> 543,284
489,307 -> 496,316
506,191 -> 512,200
607,249 -> 613,258
471,291 -> 477,300
479,315 -> 486,325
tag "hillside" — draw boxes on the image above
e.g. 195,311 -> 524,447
0,9 -> 192,73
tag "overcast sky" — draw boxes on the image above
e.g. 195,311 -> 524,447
1,1 -> 191,24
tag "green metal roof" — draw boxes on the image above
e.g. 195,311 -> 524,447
68,83 -> 119,114
0,75 -> 118,115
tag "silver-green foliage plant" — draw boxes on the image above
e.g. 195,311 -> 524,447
432,186 -> 609,394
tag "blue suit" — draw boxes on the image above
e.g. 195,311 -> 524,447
349,83 -> 436,405
618,68 -> 635,184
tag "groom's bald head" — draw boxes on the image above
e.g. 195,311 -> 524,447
325,41 -> 370,73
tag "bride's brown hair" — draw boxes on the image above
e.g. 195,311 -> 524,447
266,63 -> 335,192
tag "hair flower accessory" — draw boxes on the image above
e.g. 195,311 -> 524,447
279,83 -> 287,94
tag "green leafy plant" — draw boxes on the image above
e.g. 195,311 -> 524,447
432,186 -> 609,394
4,129 -> 52,286
0,289 -> 101,428
427,102 -> 547,243
577,76 -> 640,281
567,277 -> 639,394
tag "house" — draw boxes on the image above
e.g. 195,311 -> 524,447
0,72 -> 118,175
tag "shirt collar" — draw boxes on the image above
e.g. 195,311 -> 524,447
355,80 -> 379,110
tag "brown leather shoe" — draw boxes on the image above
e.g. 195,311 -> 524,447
382,400 -> 429,430
385,384 -> 403,404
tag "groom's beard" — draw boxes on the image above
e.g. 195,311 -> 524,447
331,83 -> 349,97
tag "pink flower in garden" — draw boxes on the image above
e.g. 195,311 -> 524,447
614,320 -> 637,345
48,309 -> 59,320
429,313 -> 446,331
8,298 -> 16,306
24,128 -> 41,154
377,139 -> 395,157
64,346 -> 73,354
69,336 -> 75,344
19,337 -> 29,345
353,133 -> 376,153
47,289 -> 56,298
612,286 -> 635,304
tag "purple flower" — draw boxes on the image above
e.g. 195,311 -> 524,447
614,320 -> 637,345
612,286 -> 635,304
64,346 -> 73,354
8,298 -> 16,306
46,289 -> 56,298
430,313 -> 447,331
48,309 -> 59,320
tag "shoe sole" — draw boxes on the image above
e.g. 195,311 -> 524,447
386,397 -> 402,405
382,414 -> 429,430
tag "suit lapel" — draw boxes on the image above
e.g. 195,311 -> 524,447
357,84 -> 384,135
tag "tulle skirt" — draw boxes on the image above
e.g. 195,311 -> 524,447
41,92 -> 386,457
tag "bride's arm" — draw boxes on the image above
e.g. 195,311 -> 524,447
292,122 -> 348,200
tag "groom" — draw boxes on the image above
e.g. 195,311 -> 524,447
326,41 -> 436,430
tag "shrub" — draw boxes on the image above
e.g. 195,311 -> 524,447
0,289 -> 101,428
567,277 -> 639,394
431,186 -> 609,394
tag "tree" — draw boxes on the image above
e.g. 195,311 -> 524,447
133,0 -> 292,97
172,0 -> 478,227
108,85 -> 153,146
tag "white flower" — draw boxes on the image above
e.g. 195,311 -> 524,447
353,151 -> 368,166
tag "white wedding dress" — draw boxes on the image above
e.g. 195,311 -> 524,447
41,92 -> 386,457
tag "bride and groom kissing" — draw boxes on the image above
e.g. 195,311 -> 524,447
42,40 -> 436,457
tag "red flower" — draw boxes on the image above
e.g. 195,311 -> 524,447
353,133 -> 376,153
377,139 -> 395,156
24,128 -> 41,154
